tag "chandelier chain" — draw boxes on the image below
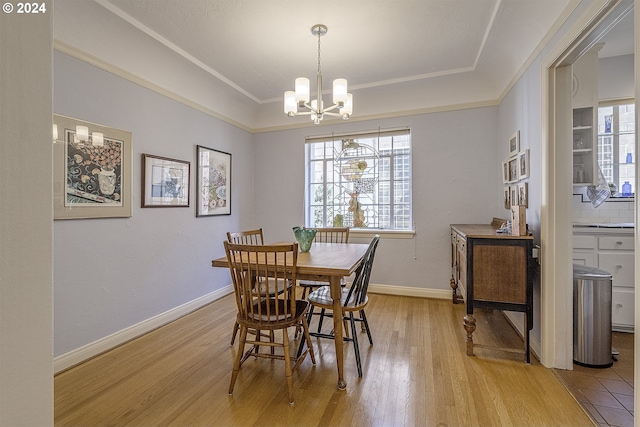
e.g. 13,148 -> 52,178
317,27 -> 322,75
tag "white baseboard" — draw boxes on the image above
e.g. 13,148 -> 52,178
368,283 -> 452,300
54,285 -> 233,374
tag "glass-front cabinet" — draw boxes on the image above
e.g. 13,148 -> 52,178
571,44 -> 603,186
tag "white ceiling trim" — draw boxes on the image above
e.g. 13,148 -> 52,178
93,0 -> 261,104
53,40 -> 253,133
94,0 -> 508,107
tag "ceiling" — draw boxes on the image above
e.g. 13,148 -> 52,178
54,0 -> 634,131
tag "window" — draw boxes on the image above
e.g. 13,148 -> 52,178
597,100 -> 635,195
305,128 -> 412,230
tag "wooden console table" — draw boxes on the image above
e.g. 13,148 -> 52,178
450,224 -> 534,363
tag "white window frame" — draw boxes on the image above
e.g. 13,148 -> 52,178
597,98 -> 635,197
304,128 -> 413,235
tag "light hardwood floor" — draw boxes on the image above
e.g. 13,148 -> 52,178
55,293 -> 594,426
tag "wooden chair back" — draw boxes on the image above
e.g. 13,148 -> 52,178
224,242 -> 300,327
312,227 -> 350,243
226,229 -> 264,245
344,235 -> 380,307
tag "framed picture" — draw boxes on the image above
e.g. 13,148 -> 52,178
510,185 -> 518,206
196,145 -> 231,216
503,186 -> 511,209
53,114 -> 132,219
502,160 -> 510,184
518,149 -> 530,180
509,131 -> 520,157
518,182 -> 529,207
142,154 -> 190,207
508,157 -> 519,183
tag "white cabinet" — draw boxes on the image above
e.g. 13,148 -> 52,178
572,226 -> 634,331
572,44 -> 603,186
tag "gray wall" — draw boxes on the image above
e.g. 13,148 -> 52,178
0,2 -> 54,425
53,52 -> 255,356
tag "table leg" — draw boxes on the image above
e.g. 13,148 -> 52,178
449,276 -> 458,304
330,276 -> 346,390
463,314 -> 476,356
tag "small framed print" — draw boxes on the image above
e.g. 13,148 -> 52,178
518,182 -> 529,207
508,157 -> 519,183
509,131 -> 520,157
518,149 -> 530,180
510,185 -> 518,206
142,154 -> 190,207
502,160 -> 510,184
196,145 -> 231,217
504,186 -> 511,209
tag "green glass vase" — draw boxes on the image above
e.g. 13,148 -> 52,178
293,226 -> 316,252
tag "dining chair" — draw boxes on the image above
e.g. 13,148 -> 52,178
226,228 -> 264,245
298,227 -> 350,299
227,229 -> 265,345
224,241 -> 316,404
227,228 -> 289,347
298,235 -> 380,377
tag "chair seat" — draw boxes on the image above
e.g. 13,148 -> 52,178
308,286 -> 368,311
299,278 -> 346,288
240,299 -> 310,327
253,277 -> 291,297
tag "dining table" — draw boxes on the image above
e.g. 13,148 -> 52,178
211,241 -> 370,390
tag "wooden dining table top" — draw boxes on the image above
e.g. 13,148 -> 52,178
211,241 -> 370,278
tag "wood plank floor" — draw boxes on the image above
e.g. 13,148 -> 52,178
55,293 -> 594,426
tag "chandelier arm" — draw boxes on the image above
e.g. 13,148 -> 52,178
321,103 -> 341,113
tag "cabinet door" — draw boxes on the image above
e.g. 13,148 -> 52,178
573,252 -> 595,266
598,253 -> 635,287
573,235 -> 596,249
612,287 -> 634,331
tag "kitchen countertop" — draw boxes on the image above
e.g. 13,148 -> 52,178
573,223 -> 634,228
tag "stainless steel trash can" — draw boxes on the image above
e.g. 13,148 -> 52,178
573,264 -> 613,368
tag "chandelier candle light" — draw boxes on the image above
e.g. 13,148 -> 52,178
284,24 -> 353,124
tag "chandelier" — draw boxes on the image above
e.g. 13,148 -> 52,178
284,24 -> 353,124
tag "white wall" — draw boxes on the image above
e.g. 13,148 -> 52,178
53,51 -> 255,357
0,2 -> 54,425
254,108 -> 501,290
599,54 -> 635,101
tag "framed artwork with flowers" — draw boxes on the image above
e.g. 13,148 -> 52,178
53,114 -> 132,219
196,145 -> 231,217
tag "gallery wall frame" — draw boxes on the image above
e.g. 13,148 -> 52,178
53,114 -> 132,220
141,154 -> 190,207
518,149 -> 530,180
508,157 -> 519,183
518,182 -> 529,207
508,130 -> 520,157
196,145 -> 231,217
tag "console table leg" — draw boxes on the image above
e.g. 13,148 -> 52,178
463,314 -> 476,356
450,276 -> 458,304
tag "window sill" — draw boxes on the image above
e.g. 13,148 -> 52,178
348,229 -> 415,239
